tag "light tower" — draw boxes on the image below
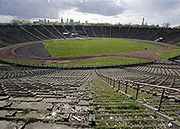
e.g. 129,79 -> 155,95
61,17 -> 64,24
142,18 -> 145,26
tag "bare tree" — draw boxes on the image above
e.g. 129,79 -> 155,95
162,22 -> 170,28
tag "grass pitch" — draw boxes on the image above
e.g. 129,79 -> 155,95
156,48 -> 180,59
44,38 -> 161,58
51,57 -> 148,67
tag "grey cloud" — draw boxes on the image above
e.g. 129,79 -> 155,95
143,0 -> 179,11
75,0 -> 126,16
131,0 -> 180,13
0,0 -> 179,26
53,0 -> 126,16
125,0 -> 180,25
0,0 -> 126,19
0,0 -> 58,19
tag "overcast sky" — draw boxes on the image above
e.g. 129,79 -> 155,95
0,0 -> 180,26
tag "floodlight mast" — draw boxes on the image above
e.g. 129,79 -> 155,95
142,18 -> 145,26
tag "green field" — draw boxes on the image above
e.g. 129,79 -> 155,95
51,57 -> 148,67
0,56 -> 40,65
44,38 -> 161,58
156,48 -> 180,59
174,42 -> 180,46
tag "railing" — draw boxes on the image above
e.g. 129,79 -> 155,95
95,70 -> 180,112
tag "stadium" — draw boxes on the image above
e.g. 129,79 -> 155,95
0,0 -> 180,129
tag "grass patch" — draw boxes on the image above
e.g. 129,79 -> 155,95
0,56 -> 40,65
174,42 -> 180,46
156,48 -> 180,59
44,38 -> 161,58
50,57 -> 148,67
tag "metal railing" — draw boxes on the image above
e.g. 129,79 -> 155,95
96,70 -> 180,112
